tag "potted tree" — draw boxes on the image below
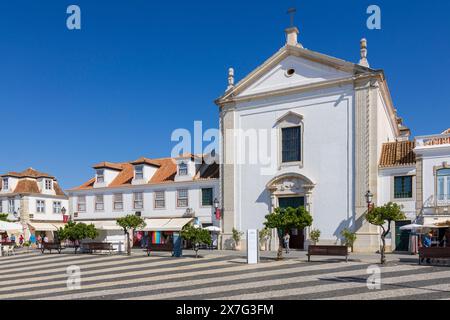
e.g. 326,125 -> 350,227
232,228 -> 243,250
181,224 -> 212,258
309,229 -> 321,245
116,215 -> 146,256
264,206 -> 313,260
366,202 -> 406,264
341,228 -> 357,253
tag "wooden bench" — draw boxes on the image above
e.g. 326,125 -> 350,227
82,242 -> 115,254
145,242 -> 173,256
41,242 -> 64,254
419,247 -> 450,264
307,245 -> 348,262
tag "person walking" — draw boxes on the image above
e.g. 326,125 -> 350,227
19,234 -> 24,247
421,231 -> 433,264
283,232 -> 290,254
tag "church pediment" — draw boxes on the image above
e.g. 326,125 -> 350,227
237,55 -> 351,98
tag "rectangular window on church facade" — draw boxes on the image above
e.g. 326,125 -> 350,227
282,126 -> 301,163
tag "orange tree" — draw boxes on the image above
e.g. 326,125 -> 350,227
366,202 -> 405,264
264,206 -> 312,260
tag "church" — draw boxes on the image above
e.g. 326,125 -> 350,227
215,23 -> 414,252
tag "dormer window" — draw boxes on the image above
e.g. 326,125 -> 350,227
135,165 -> 144,180
96,169 -> 105,183
179,163 -> 188,176
45,179 -> 52,190
2,178 -> 8,190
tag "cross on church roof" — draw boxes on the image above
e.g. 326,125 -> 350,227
287,7 -> 297,27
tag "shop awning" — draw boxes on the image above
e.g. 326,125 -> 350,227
0,221 -> 23,233
141,218 -> 193,232
28,222 -> 59,231
78,220 -> 123,231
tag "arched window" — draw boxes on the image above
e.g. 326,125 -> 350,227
437,168 -> 450,201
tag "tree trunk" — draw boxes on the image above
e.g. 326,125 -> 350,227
380,235 -> 386,264
277,232 -> 283,260
126,231 -> 131,256
380,223 -> 391,265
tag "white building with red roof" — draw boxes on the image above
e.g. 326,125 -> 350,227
67,155 -> 219,251
0,168 -> 68,241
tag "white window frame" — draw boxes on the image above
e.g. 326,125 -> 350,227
178,162 -> 188,176
135,165 -> 144,180
36,200 -> 45,213
154,191 -> 165,209
53,201 -> 62,214
96,169 -> 105,183
2,178 -> 9,191
276,112 -> 304,169
133,192 -> 144,210
8,198 -> 14,214
177,189 -> 189,208
113,193 -> 124,211
45,179 -> 53,190
95,195 -> 104,212
77,196 -> 86,212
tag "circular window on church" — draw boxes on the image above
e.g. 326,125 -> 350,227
285,68 -> 295,77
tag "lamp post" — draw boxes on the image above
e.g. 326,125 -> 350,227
213,197 -> 222,250
365,190 -> 374,212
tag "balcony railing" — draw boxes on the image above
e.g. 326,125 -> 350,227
416,133 -> 450,147
423,195 -> 450,208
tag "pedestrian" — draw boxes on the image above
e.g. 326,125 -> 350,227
36,234 -> 42,249
10,234 -> 16,245
283,232 -> 290,254
43,235 -> 49,243
421,231 -> 433,264
19,234 -> 24,246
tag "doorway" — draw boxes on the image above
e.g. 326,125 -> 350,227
395,220 -> 411,252
278,196 -> 305,250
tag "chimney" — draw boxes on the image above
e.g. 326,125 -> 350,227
359,38 -> 369,67
285,27 -> 302,48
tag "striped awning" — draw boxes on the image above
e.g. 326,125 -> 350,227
28,222 -> 59,231
141,218 -> 193,232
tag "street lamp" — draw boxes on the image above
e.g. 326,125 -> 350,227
213,198 -> 219,209
365,190 -> 374,211
61,207 -> 67,215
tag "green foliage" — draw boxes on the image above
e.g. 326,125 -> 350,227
366,202 -> 406,227
259,228 -> 271,243
264,207 -> 313,231
0,213 -> 9,222
309,229 -> 321,244
58,221 -> 99,242
264,206 -> 313,260
366,202 -> 406,264
181,224 -> 212,258
232,228 -> 243,245
116,215 -> 146,233
341,228 -> 357,248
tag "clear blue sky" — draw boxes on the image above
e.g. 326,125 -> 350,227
1,0 -> 449,189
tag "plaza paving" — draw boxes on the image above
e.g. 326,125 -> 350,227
0,249 -> 449,300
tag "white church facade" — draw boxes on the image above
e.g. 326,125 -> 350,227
215,26 -> 416,252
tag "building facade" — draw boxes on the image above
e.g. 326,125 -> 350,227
0,168 -> 68,240
67,155 -> 219,250
216,26 -> 410,252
